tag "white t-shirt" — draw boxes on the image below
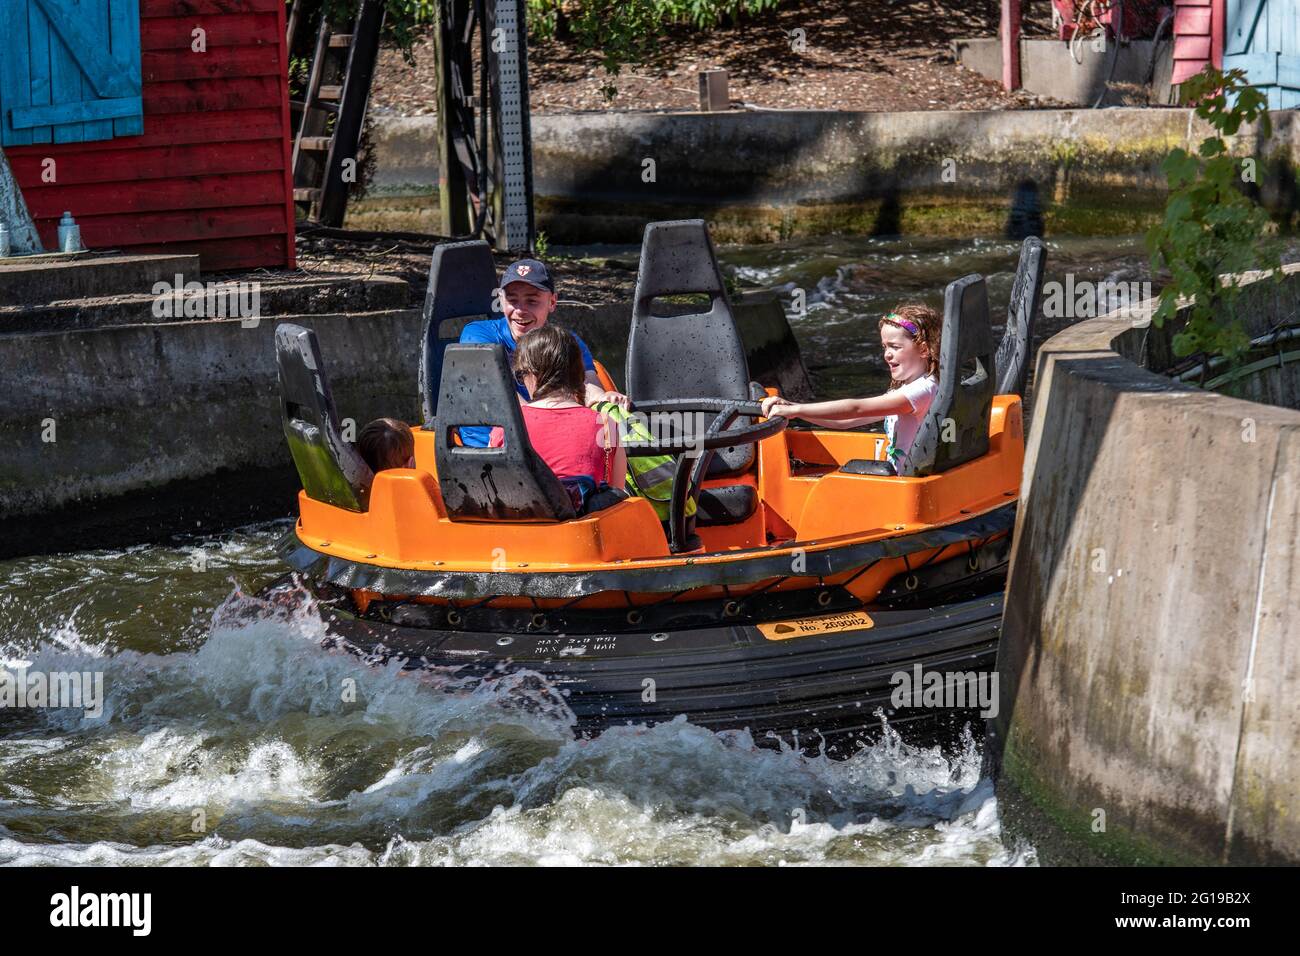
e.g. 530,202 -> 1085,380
884,374 -> 938,469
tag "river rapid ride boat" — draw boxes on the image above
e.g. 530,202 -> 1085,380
265,222 -> 1046,754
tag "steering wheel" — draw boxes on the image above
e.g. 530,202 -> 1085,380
616,398 -> 787,553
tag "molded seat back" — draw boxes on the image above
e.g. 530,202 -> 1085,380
626,219 -> 756,479
275,323 -> 374,512
901,275 -> 995,477
995,236 -> 1046,397
420,239 -> 499,423
433,344 -> 577,521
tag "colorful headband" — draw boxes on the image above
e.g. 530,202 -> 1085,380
883,313 -> 920,337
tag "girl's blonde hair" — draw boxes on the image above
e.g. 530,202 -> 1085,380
878,303 -> 941,389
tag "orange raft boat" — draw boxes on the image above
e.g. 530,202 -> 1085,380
265,222 -> 1046,753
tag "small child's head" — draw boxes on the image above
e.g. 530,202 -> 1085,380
499,258 -> 558,342
878,303 -> 941,388
512,324 -> 584,403
357,418 -> 414,472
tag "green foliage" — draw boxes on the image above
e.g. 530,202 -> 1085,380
528,0 -> 784,80
533,229 -> 549,257
291,0 -> 435,64
1145,67 -> 1283,360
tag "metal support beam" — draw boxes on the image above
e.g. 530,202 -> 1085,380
434,0 -> 534,253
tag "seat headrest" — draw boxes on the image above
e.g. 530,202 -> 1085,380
420,239 -> 499,423
432,344 -> 576,521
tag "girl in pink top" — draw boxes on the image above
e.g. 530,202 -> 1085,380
761,303 -> 942,473
489,325 -> 628,513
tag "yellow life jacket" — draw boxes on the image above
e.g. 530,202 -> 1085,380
596,402 -> 697,521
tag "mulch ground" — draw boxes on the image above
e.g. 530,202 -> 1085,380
293,227 -> 636,306
371,0 -> 1061,116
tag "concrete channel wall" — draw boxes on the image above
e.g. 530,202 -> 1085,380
354,108 -> 1300,242
0,294 -> 807,557
993,264 -> 1300,865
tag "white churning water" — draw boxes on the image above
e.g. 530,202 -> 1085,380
0,522 -> 1033,867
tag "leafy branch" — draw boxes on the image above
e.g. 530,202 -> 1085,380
1145,67 -> 1283,360
527,0 -> 784,89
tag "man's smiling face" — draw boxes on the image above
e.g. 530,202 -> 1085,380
501,281 -> 557,340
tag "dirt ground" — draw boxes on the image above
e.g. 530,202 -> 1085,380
293,227 -> 636,306
370,0 -> 1060,116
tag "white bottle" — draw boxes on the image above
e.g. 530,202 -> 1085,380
57,211 -> 83,253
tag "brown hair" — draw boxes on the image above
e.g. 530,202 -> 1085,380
357,418 -> 414,472
512,324 -> 585,402
878,303 -> 942,389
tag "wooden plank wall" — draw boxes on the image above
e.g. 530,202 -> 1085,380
1172,0 -> 1226,85
5,0 -> 295,272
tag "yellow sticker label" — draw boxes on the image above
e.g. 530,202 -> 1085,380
756,610 -> 875,641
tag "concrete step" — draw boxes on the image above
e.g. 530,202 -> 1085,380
0,252 -> 200,306
0,274 -> 411,335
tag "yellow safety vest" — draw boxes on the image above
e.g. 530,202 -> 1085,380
596,402 -> 697,521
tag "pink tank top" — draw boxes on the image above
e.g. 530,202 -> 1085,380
489,405 -> 613,484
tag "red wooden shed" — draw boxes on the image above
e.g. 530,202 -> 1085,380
2,0 -> 295,272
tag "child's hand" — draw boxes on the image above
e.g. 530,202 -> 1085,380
761,395 -> 796,418
595,388 -> 631,411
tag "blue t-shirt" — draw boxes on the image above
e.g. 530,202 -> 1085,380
457,316 -> 597,446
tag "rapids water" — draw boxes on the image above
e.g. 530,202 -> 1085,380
0,232 -> 1169,867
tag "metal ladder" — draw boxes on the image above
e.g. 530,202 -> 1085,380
288,0 -> 385,227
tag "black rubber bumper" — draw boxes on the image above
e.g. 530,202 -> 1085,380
273,580 -> 1003,753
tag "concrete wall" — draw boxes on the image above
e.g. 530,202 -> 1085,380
992,264 -> 1300,865
0,295 -> 809,557
353,109 -> 1300,242
953,38 -> 1174,106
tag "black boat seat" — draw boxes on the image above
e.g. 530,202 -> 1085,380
275,324 -> 374,512
696,484 -> 758,525
839,459 -> 896,477
419,239 -> 499,424
902,274 -> 996,477
626,219 -> 761,529
432,344 -> 577,522
994,236 -> 1046,397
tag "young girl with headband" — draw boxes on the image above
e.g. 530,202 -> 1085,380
760,303 -> 942,472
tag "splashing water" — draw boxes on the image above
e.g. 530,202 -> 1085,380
0,522 -> 1033,867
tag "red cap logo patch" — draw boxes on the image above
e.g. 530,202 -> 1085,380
517,265 -> 531,276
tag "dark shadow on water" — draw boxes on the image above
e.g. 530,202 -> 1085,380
1006,180 -> 1044,240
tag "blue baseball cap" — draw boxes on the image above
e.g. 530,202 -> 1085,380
500,258 -> 554,293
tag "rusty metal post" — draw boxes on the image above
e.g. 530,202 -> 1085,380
1001,0 -> 1021,92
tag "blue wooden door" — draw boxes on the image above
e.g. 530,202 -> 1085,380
1225,0 -> 1300,108
0,0 -> 143,146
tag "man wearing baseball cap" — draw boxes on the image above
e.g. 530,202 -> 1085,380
457,257 -> 629,446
